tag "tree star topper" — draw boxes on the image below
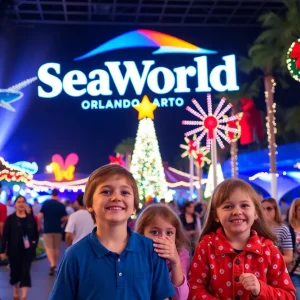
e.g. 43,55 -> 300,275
182,94 -> 239,150
134,95 -> 157,120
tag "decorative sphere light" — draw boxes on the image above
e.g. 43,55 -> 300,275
46,165 -> 53,172
13,184 -> 21,192
19,189 -> 26,196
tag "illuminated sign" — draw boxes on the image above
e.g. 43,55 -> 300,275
48,153 -> 79,181
37,30 -> 239,110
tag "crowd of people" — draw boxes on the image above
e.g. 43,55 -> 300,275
0,166 -> 300,299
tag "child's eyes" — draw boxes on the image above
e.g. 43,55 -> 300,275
222,204 -> 250,209
166,231 -> 174,236
223,205 -> 232,209
122,190 -> 131,195
150,230 -> 159,235
101,190 -> 110,195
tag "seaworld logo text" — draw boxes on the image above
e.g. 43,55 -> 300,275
37,30 -> 239,103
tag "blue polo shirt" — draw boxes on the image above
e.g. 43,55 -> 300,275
50,227 -> 175,300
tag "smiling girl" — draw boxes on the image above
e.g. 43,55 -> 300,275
135,204 -> 190,300
189,178 -> 295,300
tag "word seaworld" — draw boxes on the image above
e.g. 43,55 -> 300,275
37,55 -> 239,99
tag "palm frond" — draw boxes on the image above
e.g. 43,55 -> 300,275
258,11 -> 285,29
239,56 -> 254,74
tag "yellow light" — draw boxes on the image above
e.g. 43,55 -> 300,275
134,95 -> 157,120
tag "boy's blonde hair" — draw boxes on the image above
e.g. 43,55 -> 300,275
135,204 -> 190,251
84,164 -> 139,222
289,198 -> 300,229
199,178 -> 277,243
262,197 -> 283,225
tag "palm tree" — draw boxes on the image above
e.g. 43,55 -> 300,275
216,80 -> 260,178
240,0 -> 300,198
115,138 -> 135,170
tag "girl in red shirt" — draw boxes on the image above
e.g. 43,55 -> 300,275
189,178 -> 295,300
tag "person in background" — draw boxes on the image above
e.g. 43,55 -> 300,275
280,198 -> 289,223
262,198 -> 293,264
179,201 -> 200,251
26,204 -> 40,232
0,184 -> 7,250
65,200 -> 75,215
38,189 -> 68,276
194,200 -> 207,226
168,200 -> 180,215
65,193 -> 94,247
189,178 -> 295,300
288,198 -> 300,299
0,195 -> 39,300
6,198 -> 16,216
50,164 -> 174,300
135,204 -> 190,300
32,199 -> 41,217
160,198 -> 166,204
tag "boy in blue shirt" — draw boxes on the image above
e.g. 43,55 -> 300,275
50,164 -> 175,300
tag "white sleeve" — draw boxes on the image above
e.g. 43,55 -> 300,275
65,214 -> 75,233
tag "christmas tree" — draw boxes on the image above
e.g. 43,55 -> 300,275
130,95 -> 168,202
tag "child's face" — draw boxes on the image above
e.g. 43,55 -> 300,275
91,175 -> 135,225
215,188 -> 258,238
262,201 -> 276,222
143,216 -> 176,242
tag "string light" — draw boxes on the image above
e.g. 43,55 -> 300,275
264,78 -> 277,175
0,157 -> 32,183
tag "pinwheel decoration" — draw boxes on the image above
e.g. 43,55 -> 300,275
182,94 -> 239,150
182,94 -> 238,189
179,136 -> 197,158
194,148 -> 210,168
287,39 -> 300,82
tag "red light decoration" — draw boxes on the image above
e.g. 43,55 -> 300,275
287,39 -> 300,82
180,136 -> 197,158
194,148 -> 210,168
109,153 -> 125,166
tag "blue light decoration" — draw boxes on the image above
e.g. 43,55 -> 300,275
0,77 -> 37,112
0,77 -> 38,152
9,161 -> 39,174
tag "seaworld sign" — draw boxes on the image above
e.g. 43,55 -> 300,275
37,30 -> 239,110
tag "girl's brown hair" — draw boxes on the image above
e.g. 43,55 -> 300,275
262,197 -> 283,225
84,164 -> 139,222
135,204 -> 190,251
199,178 -> 277,243
289,198 -> 300,229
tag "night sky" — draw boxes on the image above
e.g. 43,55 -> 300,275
0,24 -> 300,175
